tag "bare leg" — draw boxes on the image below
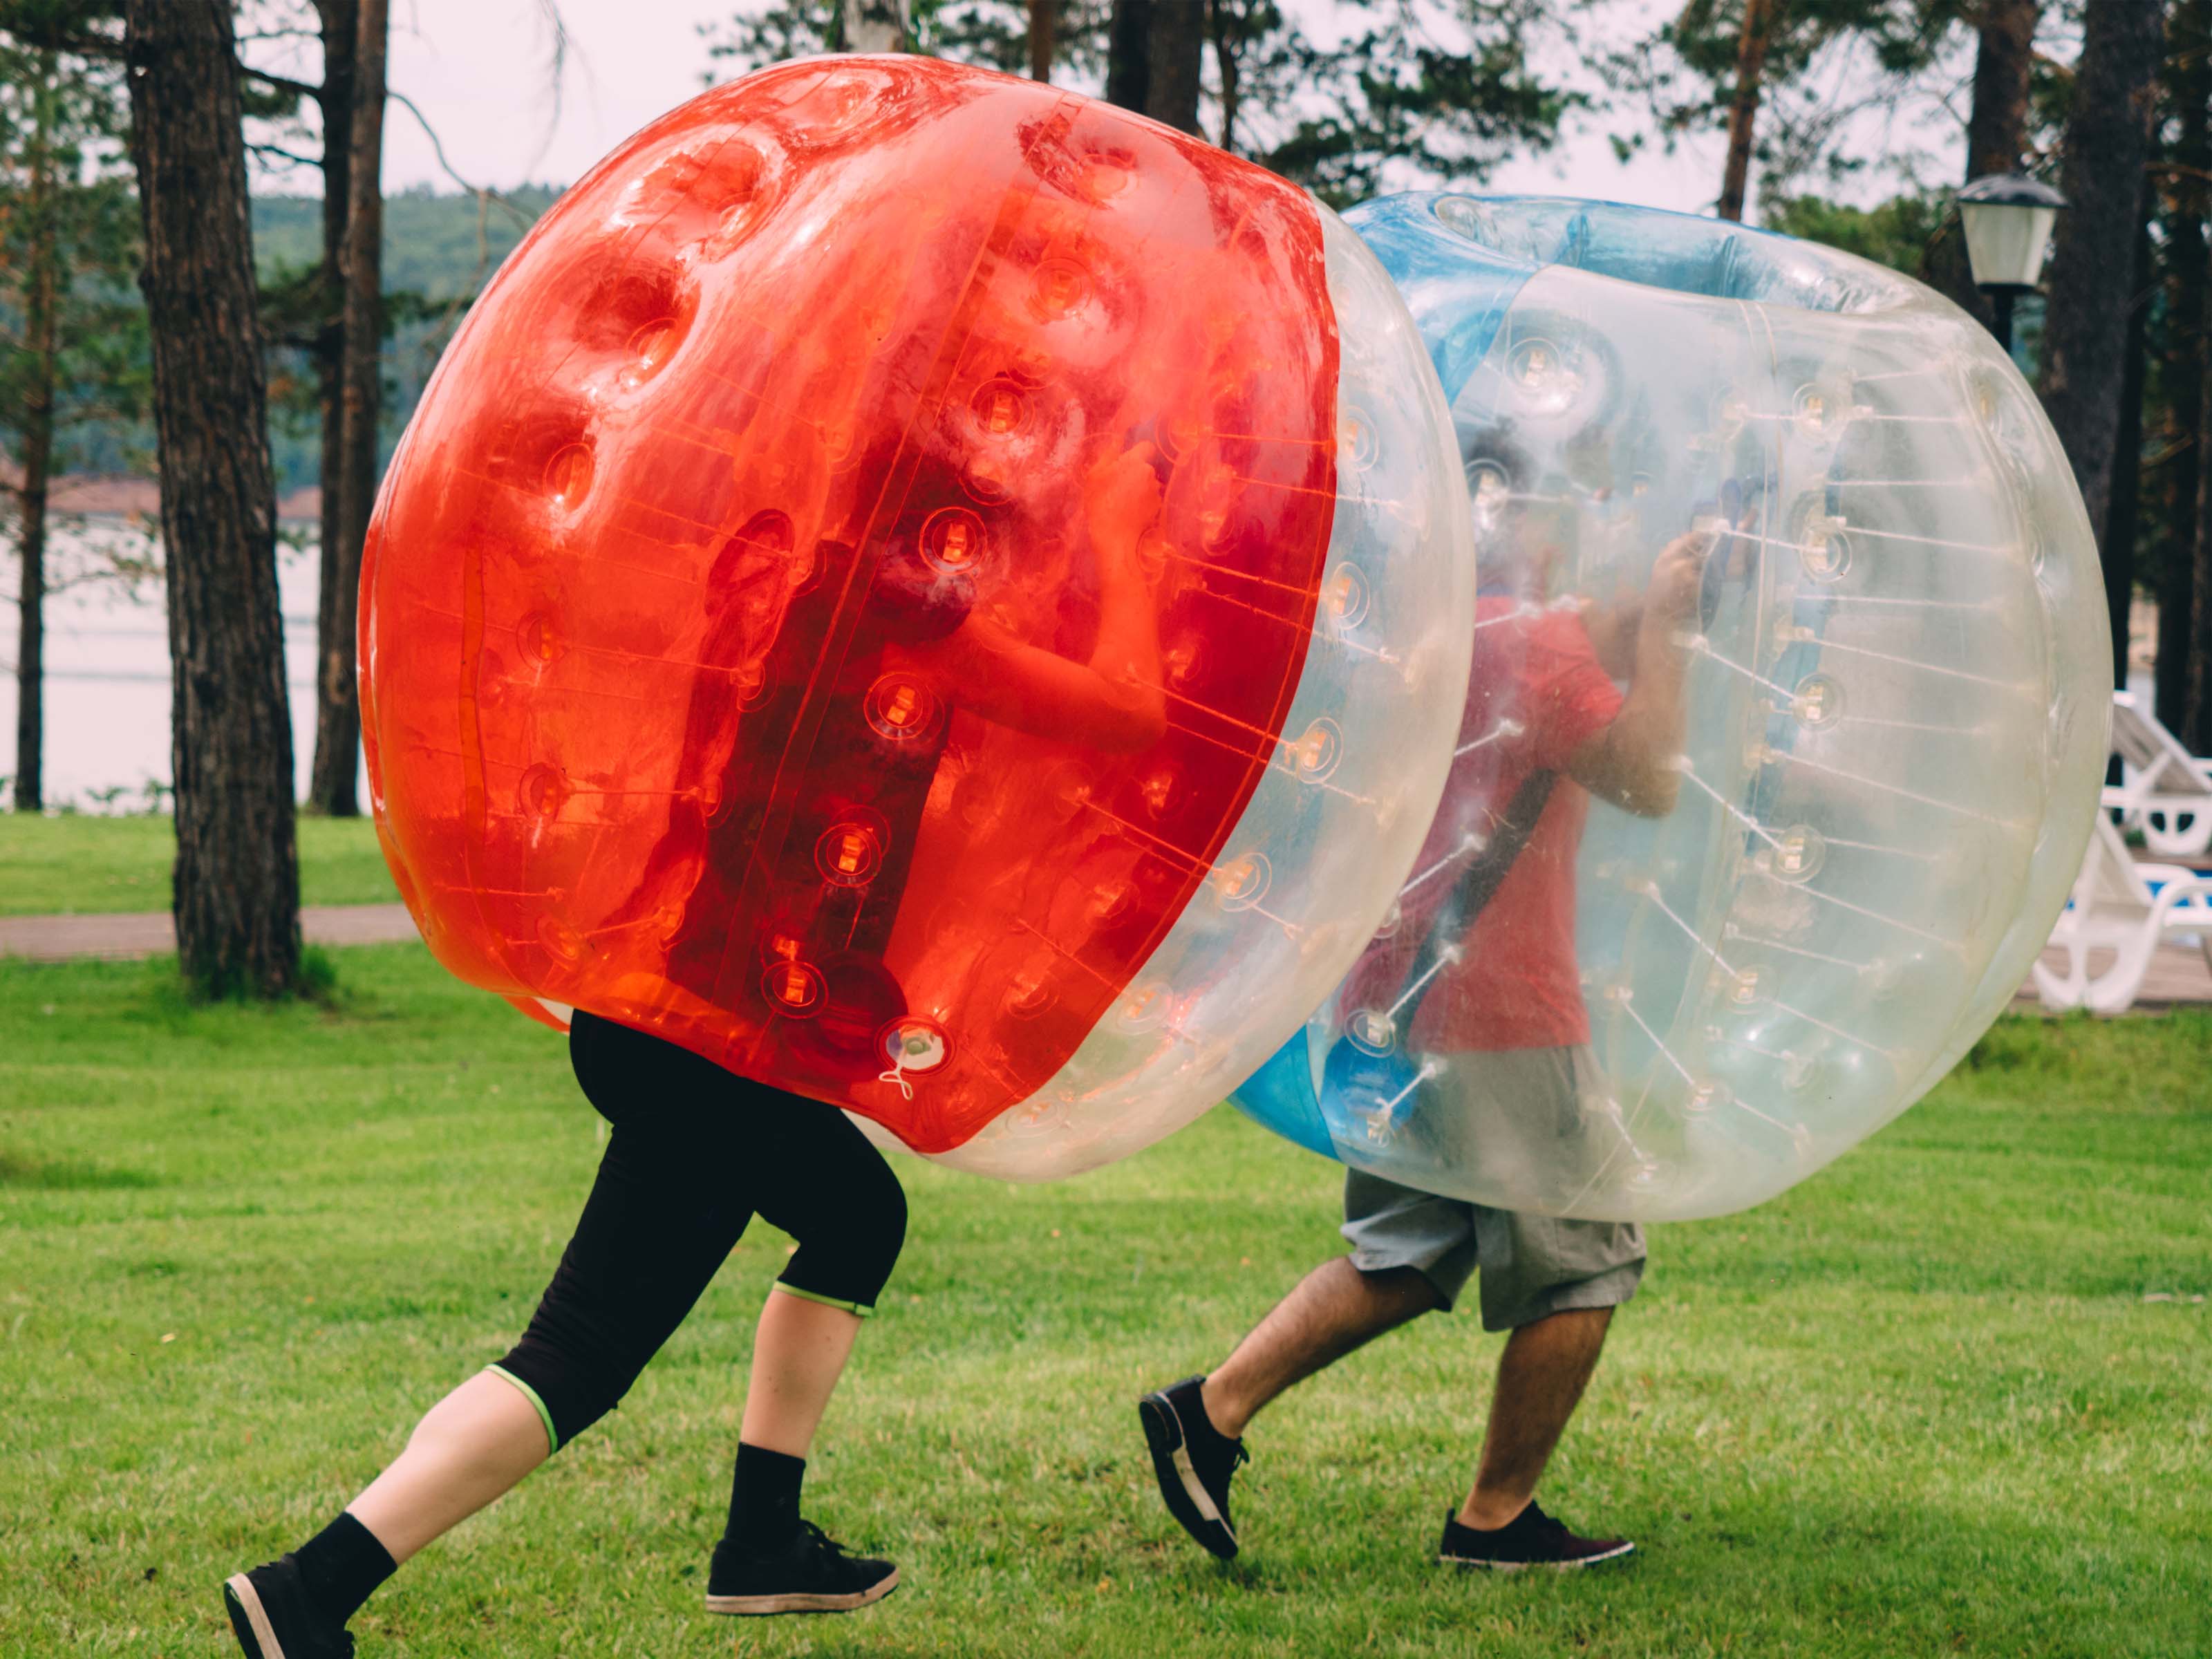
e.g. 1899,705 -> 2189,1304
1456,1306 -> 1612,1530
1201,1257 -> 1440,1438
344,1286 -> 868,1564
738,1287 -> 865,1458
346,1371 -> 550,1564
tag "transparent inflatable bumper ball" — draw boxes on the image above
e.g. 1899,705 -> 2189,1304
1231,193 -> 2109,1222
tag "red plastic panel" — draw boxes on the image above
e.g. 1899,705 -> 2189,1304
360,58 -> 1339,1151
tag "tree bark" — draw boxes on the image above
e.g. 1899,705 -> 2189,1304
124,0 -> 301,997
842,0 -> 910,53
2159,0 -> 2207,732
1717,0 -> 1783,222
2103,191 -> 2153,695
1145,0 -> 1206,135
1028,0 -> 1054,80
1105,0 -> 1150,113
306,0 -> 357,816
2036,0 -> 2164,565
2191,386 -> 2212,747
1924,0 -> 2042,335
1965,0 -> 2039,180
2191,206 -> 2212,749
11,48 -> 59,814
1210,0 -> 1241,152
311,0 -> 385,820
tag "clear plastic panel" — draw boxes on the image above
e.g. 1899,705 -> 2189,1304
930,205 -> 1476,1180
1232,194 -> 2108,1221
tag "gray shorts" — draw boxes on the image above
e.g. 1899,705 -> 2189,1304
1338,1047 -> 1646,1331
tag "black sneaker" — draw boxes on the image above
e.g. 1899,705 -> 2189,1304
704,1520 -> 899,1615
221,1557 -> 355,1658
1137,1375 -> 1248,1559
1438,1501 -> 1635,1572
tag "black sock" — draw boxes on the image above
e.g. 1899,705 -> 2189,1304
727,1443 -> 806,1550
292,1511 -> 396,1627
1452,1501 -> 1535,1537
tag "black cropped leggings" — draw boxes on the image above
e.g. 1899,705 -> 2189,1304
489,1011 -> 908,1452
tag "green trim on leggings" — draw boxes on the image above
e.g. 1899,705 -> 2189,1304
772,1282 -> 874,1318
484,1364 -> 559,1455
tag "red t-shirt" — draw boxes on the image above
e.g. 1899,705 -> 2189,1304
1403,597 -> 1622,1053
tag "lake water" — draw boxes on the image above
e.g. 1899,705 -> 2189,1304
0,525 -> 368,809
0,524 -> 2166,812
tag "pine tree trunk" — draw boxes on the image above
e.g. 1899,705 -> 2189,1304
2193,242 -> 2212,749
1029,0 -> 1055,79
1717,0 -> 1783,222
306,0 -> 357,816
314,0 -> 386,821
1210,0 -> 1241,152
2037,0 -> 2164,565
10,48 -> 59,814
2158,0 -> 2206,731
1965,0 -> 2038,179
12,324 -> 53,816
2103,195 -> 2153,695
842,0 -> 910,53
1145,0 -> 1206,135
1925,0 -> 2040,330
1105,0 -> 1151,113
124,0 -> 301,998
2191,426 -> 2212,748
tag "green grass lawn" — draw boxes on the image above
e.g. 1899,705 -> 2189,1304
3,945 -> 2208,1658
0,813 -> 400,916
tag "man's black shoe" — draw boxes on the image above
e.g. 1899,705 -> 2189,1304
1438,1501 -> 1634,1572
1138,1374 -> 1248,1559
704,1520 -> 899,1615
222,1557 -> 355,1658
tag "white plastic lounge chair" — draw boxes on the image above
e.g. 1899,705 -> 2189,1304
2034,808 -> 2212,1013
2108,691 -> 2212,860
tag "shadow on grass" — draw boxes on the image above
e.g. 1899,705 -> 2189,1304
0,1149 -> 160,1190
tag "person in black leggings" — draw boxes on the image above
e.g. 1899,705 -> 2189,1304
221,443 -> 1168,1657
223,1013 -> 908,1657
494,1012 -> 908,1454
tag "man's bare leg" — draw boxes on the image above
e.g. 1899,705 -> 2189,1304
1201,1257 -> 1441,1438
1456,1306 -> 1612,1530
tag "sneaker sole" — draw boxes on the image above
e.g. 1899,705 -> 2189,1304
1136,1392 -> 1237,1560
221,1574 -> 283,1658
1441,1539 -> 1636,1573
704,1566 -> 899,1616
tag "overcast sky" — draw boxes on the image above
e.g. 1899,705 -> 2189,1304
240,0 -> 1970,218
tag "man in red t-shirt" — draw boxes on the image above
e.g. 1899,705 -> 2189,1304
1139,460 -> 1709,1575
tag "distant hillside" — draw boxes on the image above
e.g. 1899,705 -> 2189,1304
250,185 -> 561,496
252,183 -> 561,301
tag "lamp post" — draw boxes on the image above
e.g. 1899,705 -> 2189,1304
1957,173 -> 2066,355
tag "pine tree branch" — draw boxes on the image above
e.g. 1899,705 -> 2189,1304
386,88 -> 536,229
239,64 -> 324,101
3,20 -> 124,59
248,141 -> 324,170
